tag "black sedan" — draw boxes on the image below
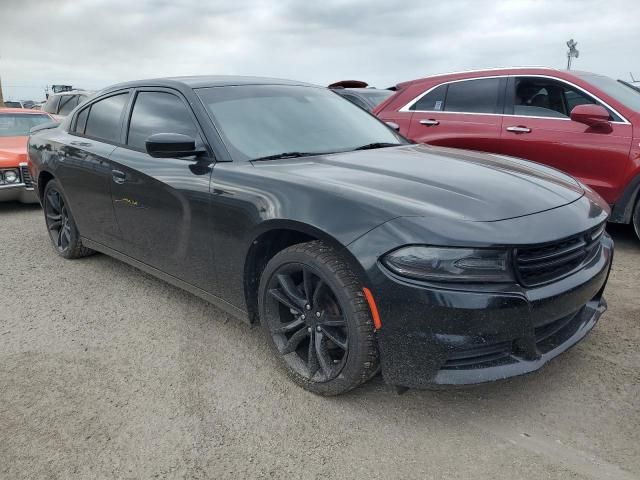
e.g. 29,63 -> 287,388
28,76 -> 613,395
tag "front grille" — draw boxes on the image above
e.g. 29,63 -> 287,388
19,164 -> 33,189
514,224 -> 605,287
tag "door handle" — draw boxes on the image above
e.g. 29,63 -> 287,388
419,119 -> 440,126
506,126 -> 532,134
111,169 -> 126,184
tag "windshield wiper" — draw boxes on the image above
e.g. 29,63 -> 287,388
353,142 -> 402,151
251,152 -> 321,162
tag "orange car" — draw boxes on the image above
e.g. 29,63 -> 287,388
0,108 -> 55,203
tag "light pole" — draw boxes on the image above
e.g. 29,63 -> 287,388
566,39 -> 579,70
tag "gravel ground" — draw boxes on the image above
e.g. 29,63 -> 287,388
1,202 -> 639,480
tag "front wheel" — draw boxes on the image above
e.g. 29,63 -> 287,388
259,241 -> 379,395
43,180 -> 94,259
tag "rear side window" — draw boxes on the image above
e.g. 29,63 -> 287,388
42,95 -> 60,114
444,78 -> 501,114
57,95 -> 79,116
412,84 -> 447,111
84,93 -> 129,143
73,107 -> 90,134
126,91 -> 198,151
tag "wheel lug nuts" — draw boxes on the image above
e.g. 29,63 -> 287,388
316,326 -> 321,332
306,304 -> 311,310
301,314 -> 305,320
307,327 -> 312,332
315,312 -> 321,318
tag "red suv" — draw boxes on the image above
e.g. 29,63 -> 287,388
374,67 -> 640,239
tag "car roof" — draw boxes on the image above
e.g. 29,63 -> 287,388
396,66 -> 565,88
0,107 -> 52,114
49,90 -> 92,96
103,75 -> 317,93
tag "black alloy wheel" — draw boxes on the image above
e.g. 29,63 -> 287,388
259,241 -> 379,395
43,180 -> 94,259
45,187 -> 71,253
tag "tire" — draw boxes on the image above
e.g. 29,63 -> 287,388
633,198 -> 640,242
258,240 -> 379,395
43,179 -> 94,259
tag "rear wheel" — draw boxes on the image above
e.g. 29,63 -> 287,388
43,180 -> 94,259
258,241 -> 379,395
633,198 -> 640,241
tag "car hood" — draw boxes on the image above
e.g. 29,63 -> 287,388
254,144 -> 584,222
0,136 -> 28,167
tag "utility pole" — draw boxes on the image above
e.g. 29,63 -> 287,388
566,39 -> 579,70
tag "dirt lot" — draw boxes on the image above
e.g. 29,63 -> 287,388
1,202 -> 638,480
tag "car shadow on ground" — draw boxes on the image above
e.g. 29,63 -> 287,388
0,201 -> 41,214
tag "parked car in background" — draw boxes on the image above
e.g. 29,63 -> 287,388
3,101 -> 25,109
28,76 -> 612,394
375,67 -> 640,240
329,80 -> 394,111
42,90 -> 93,120
0,108 -> 54,202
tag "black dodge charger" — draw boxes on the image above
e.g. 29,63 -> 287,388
28,76 -> 613,395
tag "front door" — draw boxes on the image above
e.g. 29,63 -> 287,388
499,76 -> 633,204
109,89 -> 215,291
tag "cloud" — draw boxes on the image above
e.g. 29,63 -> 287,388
1,0 -> 638,100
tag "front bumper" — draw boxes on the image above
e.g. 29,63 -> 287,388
0,183 -> 38,203
353,230 -> 613,389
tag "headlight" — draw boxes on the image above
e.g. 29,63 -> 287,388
382,246 -> 514,283
3,169 -> 19,183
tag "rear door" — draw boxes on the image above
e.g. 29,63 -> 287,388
108,88 -> 215,290
406,77 -> 507,153
499,76 -> 633,204
57,91 -> 130,246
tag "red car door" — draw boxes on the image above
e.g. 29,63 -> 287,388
406,77 -> 507,154
499,76 -> 633,205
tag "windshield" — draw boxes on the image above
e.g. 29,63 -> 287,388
196,85 -> 405,160
0,113 -> 52,137
3,101 -> 22,108
574,72 -> 640,113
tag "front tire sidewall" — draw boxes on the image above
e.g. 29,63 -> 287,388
259,243 -> 376,396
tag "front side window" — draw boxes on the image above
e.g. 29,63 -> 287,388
126,91 -> 199,151
84,93 -> 129,143
0,113 -> 52,137
196,85 -> 405,161
514,77 -> 620,121
444,78 -> 501,114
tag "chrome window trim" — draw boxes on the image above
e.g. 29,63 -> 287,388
399,74 -> 631,125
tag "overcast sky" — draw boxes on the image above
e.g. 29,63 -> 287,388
1,0 -> 638,100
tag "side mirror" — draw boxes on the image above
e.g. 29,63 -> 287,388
570,104 -> 610,127
385,121 -> 400,132
145,133 -> 204,158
